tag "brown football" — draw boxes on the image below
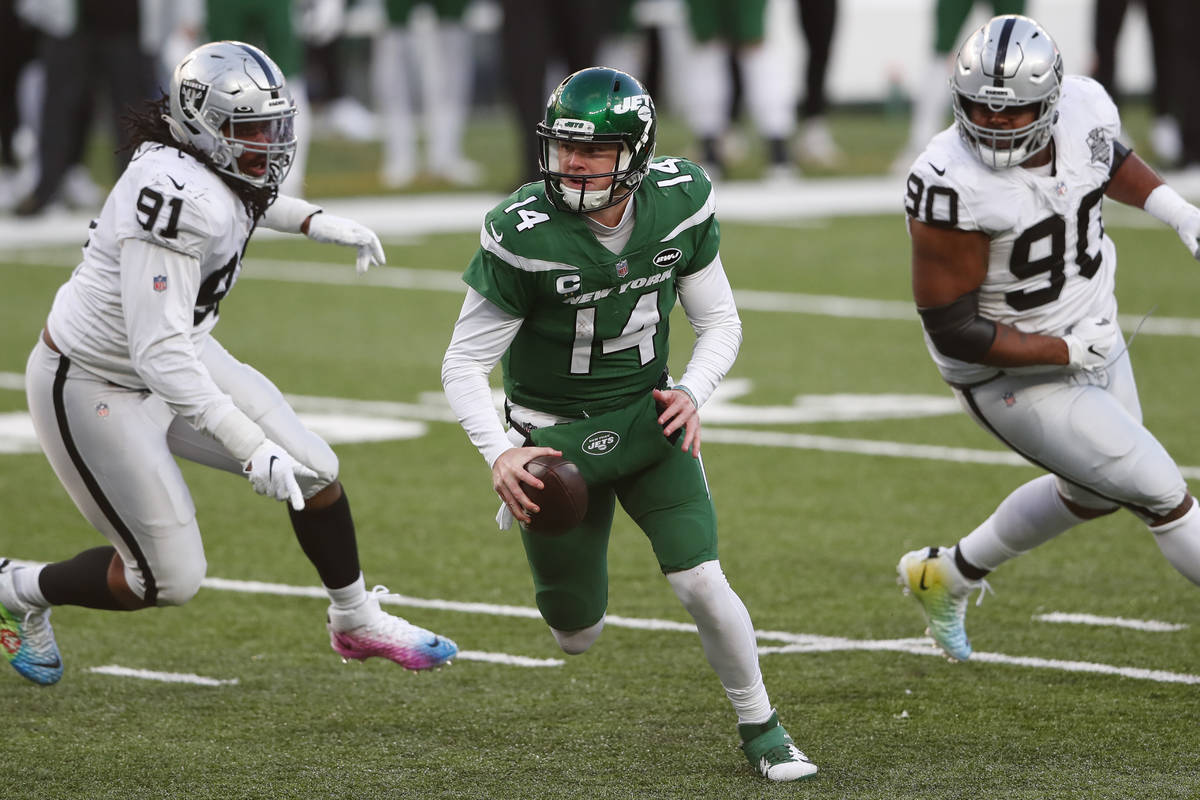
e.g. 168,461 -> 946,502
523,455 -> 589,535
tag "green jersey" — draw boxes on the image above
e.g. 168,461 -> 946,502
463,157 -> 720,417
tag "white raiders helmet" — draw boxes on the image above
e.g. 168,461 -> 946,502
164,41 -> 297,189
951,15 -> 1063,169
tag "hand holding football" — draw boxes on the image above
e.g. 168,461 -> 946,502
523,455 -> 588,535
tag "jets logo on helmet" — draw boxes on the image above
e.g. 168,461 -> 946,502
537,67 -> 657,213
951,15 -> 1063,169
611,94 -> 651,115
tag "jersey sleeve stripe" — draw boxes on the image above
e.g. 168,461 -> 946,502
479,223 -> 580,273
659,187 -> 716,242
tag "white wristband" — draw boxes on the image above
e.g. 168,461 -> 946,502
1144,184 -> 1192,231
263,195 -> 323,233
210,407 -> 266,463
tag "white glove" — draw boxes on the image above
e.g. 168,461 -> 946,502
1173,204 -> 1200,261
1143,184 -> 1200,261
1063,317 -> 1120,370
305,212 -> 386,275
243,439 -> 318,510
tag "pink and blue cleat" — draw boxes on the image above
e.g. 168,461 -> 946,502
327,586 -> 457,670
0,559 -> 63,685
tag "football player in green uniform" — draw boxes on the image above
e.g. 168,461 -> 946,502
442,67 -> 817,782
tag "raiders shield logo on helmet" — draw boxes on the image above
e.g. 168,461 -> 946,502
179,78 -> 209,121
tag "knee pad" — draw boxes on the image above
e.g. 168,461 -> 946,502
139,547 -> 206,607
666,559 -> 729,615
151,559 -> 206,606
550,617 -> 605,655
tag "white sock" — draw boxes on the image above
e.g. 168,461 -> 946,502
14,564 -> 49,608
907,53 -> 954,149
667,560 -> 771,724
1152,500 -> 1200,586
957,475 -> 1085,572
325,573 -> 367,611
424,24 -> 472,168
739,43 -> 796,140
372,28 -> 417,172
683,42 -> 730,140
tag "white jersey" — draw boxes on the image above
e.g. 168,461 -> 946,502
44,142 -> 254,428
905,76 -> 1122,385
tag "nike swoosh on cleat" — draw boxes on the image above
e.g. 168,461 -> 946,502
30,656 -> 61,669
919,564 -> 929,591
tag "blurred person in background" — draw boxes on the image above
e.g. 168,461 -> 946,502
0,41 -> 457,687
13,0 -> 155,217
680,0 -> 797,181
0,0 -> 38,209
1160,2 -> 1200,174
892,0 -> 1024,174
895,15 -> 1200,662
206,0 -> 311,196
372,0 -> 480,188
498,0 -> 610,185
1092,0 -> 1176,165
302,0 -> 379,144
794,0 -> 841,168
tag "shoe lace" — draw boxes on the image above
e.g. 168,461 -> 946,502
764,743 -> 808,766
361,586 -> 416,631
971,579 -> 994,608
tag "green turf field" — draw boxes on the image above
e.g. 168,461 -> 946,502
4,109 -> 1200,799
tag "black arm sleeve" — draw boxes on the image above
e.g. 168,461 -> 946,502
1110,140 -> 1132,178
917,290 -> 997,362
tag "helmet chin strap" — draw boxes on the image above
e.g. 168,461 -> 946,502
553,144 -> 636,211
560,180 -> 616,211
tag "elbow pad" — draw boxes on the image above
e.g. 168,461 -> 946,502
918,291 -> 997,362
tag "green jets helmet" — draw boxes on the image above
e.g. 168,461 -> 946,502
536,67 -> 657,213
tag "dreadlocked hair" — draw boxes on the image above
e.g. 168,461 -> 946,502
119,94 -> 278,221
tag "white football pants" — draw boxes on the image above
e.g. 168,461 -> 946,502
25,335 -> 337,605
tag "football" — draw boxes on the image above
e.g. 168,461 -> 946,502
523,455 -> 589,535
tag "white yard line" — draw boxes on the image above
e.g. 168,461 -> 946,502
1032,612 -> 1188,632
87,665 -> 239,686
203,575 -> 1199,685
8,254 -> 1200,338
6,566 -> 1196,685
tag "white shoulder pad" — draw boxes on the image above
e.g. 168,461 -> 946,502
111,145 -> 240,260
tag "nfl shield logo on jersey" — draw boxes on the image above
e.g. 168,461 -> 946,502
615,259 -> 629,278
153,275 -> 168,292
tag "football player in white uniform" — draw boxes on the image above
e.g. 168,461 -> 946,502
894,16 -> 1200,661
0,41 -> 457,686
